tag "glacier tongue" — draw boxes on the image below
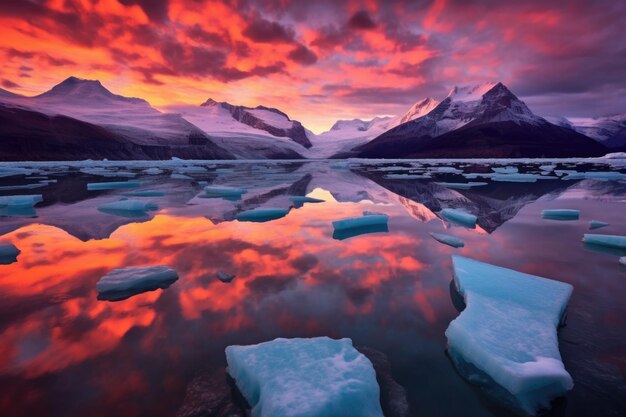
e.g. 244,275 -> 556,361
225,337 -> 384,417
446,256 -> 573,415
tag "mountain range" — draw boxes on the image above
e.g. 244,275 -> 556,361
0,77 -> 622,161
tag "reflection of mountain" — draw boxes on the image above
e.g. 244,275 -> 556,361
355,170 -> 576,233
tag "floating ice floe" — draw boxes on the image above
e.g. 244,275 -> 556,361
225,337 -> 384,417
289,195 -> 324,208
332,214 -> 389,240
122,190 -> 165,197
441,208 -> 477,228
203,186 -> 247,199
332,214 -> 388,231
171,173 -> 194,180
96,265 -> 179,301
81,168 -> 136,177
589,220 -> 609,230
0,243 -> 20,264
98,199 -> 158,217
582,234 -> 626,249
492,173 -> 553,183
436,182 -> 488,190
541,209 -> 580,221
330,161 -> 351,170
142,168 -> 163,175
492,166 -> 519,174
384,173 -> 431,179
430,232 -> 464,248
446,256 -> 573,415
0,194 -> 43,207
216,270 -> 235,283
0,183 -> 46,191
562,171 -> 626,181
236,208 -> 289,222
87,181 -> 141,191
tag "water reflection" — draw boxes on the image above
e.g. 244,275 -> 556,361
0,160 -> 625,417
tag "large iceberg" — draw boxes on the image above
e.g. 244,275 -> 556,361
0,243 -> 20,264
446,256 -> 573,415
440,208 -> 477,228
225,337 -> 384,417
96,265 -> 179,301
430,232 -> 464,248
236,208 -> 289,223
582,234 -> 626,249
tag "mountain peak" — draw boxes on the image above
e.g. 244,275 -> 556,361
200,98 -> 221,107
35,76 -> 147,106
447,82 -> 499,102
399,97 -> 440,124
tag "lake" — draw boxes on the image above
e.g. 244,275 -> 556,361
0,159 -> 625,417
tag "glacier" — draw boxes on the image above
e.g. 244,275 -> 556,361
96,265 -> 178,301
225,337 -> 384,417
446,256 -> 573,415
430,232 -> 464,248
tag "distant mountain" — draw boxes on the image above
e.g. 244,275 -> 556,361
311,97 -> 440,157
169,99 -> 311,159
569,114 -> 626,150
353,82 -> 607,158
0,77 -> 235,160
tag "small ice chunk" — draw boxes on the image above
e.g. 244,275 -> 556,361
122,190 -> 166,197
225,337 -> 384,417
0,243 -> 20,264
87,181 -> 141,190
620,257 -> 626,266
98,199 -> 158,213
541,209 -> 580,221
441,208 -> 477,228
204,186 -> 247,198
236,208 -> 289,223
96,265 -> 178,301
216,270 -> 235,283
582,234 -> 626,249
0,194 -> 43,207
332,214 -> 388,231
0,183 -> 46,191
288,196 -> 325,204
492,166 -> 519,174
384,173 -> 431,179
171,173 -> 194,180
589,220 -> 609,230
492,174 -> 538,183
142,168 -> 163,175
436,182 -> 488,190
446,256 -> 573,415
430,232 -> 464,248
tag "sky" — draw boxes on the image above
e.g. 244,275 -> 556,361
1,0 -> 625,133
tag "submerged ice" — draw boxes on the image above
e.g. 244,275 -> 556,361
225,337 -> 384,417
236,208 -> 289,223
430,232 -> 464,248
446,256 -> 573,415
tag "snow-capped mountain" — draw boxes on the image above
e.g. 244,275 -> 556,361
569,114 -> 626,149
311,97 -> 440,157
169,99 -> 313,159
0,77 -> 234,160
354,82 -> 606,158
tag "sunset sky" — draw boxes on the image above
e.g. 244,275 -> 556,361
1,0 -> 625,133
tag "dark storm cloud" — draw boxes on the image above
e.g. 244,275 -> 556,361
118,0 -> 170,23
288,44 -> 318,65
1,79 -> 20,88
347,10 -> 378,30
242,15 -> 296,43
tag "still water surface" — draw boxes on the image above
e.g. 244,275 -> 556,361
0,159 -> 625,417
